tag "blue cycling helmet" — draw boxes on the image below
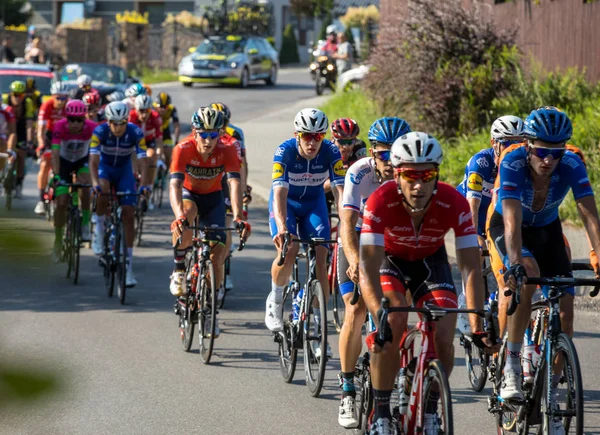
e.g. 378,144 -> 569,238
368,117 -> 412,145
523,106 -> 572,143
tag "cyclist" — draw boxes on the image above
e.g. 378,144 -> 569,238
25,77 -> 42,112
325,118 -> 366,214
129,94 -> 162,209
50,100 -> 96,260
488,107 -> 600,411
35,82 -> 69,215
2,81 -> 35,198
169,107 -> 250,336
142,84 -> 152,96
70,74 -> 97,100
265,108 -> 345,359
455,115 -> 524,333
123,84 -> 146,111
210,102 -> 246,292
360,132 -> 493,435
106,90 -> 125,104
154,92 -> 180,168
90,101 -> 150,287
82,92 -> 105,125
337,117 -> 411,429
0,103 -> 16,174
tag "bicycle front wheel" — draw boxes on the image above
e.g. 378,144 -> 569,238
355,354 -> 373,435
278,285 -> 297,383
198,260 -> 217,364
65,214 -> 73,279
422,359 -> 453,434
116,222 -> 127,305
72,210 -> 82,285
541,333 -> 584,435
135,210 -> 143,247
462,334 -> 488,392
103,227 -> 115,297
303,279 -> 328,397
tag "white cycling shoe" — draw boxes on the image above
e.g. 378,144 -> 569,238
338,396 -> 359,428
91,234 -> 103,255
265,291 -> 283,332
34,201 -> 45,215
170,271 -> 187,297
500,369 -> 524,401
369,417 -> 398,435
126,267 -> 137,288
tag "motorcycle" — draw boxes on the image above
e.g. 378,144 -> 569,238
315,55 -> 337,95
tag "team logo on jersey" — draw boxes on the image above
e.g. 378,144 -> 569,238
333,160 -> 346,177
272,162 -> 285,180
467,173 -> 483,191
186,165 -> 224,179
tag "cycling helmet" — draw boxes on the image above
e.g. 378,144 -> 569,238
155,92 -> 171,107
106,90 -> 125,102
125,83 -> 145,98
294,108 -> 328,133
9,81 -> 26,94
25,77 -> 36,90
368,117 -> 412,145
65,100 -> 87,117
77,74 -> 92,87
82,92 -> 100,106
491,115 -> 524,140
390,132 -> 443,167
523,106 -> 572,143
50,81 -> 70,95
104,101 -> 129,122
331,118 -> 360,139
134,94 -> 153,111
210,102 -> 231,121
191,107 -> 225,130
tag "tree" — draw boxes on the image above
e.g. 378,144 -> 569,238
1,0 -> 34,26
318,11 -> 332,41
279,23 -> 300,65
290,0 -> 334,18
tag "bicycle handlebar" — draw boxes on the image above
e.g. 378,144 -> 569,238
175,225 -> 245,249
276,234 -> 337,267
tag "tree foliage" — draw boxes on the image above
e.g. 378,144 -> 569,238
1,0 -> 33,26
290,0 -> 334,17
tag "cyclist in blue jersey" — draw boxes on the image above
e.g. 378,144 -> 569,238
265,109 -> 345,345
90,101 -> 151,287
489,107 -> 600,409
456,115 -> 523,334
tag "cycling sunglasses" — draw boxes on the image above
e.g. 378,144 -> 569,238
372,150 -> 391,161
67,116 -> 84,123
298,132 -> 325,142
55,95 -> 68,101
529,145 -> 566,160
396,167 -> 439,183
109,120 -> 128,126
138,109 -> 149,114
11,92 -> 25,98
196,130 -> 219,140
336,138 -> 355,146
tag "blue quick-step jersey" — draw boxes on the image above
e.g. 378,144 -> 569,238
457,147 -> 496,235
271,138 -> 346,201
496,147 -> 593,227
90,122 -> 147,167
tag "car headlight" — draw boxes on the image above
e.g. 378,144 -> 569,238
230,62 -> 238,69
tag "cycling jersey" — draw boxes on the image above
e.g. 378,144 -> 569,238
0,104 -> 16,140
348,139 -> 367,165
272,138 -> 345,201
495,146 -> 593,227
159,104 -> 179,131
38,98 -> 65,132
170,137 -> 241,195
89,123 -> 147,167
219,133 -> 242,161
227,123 -> 245,157
51,118 -> 96,162
361,181 -> 478,261
1,95 -> 34,143
342,158 -> 381,230
457,147 -> 496,235
129,109 -> 162,146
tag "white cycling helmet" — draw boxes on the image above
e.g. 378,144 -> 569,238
294,108 -> 328,134
134,94 -> 153,111
491,115 -> 524,140
77,74 -> 92,87
390,132 -> 444,167
50,81 -> 70,95
104,101 -> 129,122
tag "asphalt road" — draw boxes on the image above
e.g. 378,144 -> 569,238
2,69 -> 600,434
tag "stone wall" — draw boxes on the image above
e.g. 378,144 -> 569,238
117,22 -> 149,72
157,23 -> 204,70
48,27 -> 108,65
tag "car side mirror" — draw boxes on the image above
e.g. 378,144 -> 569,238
248,48 -> 258,55
188,47 -> 197,53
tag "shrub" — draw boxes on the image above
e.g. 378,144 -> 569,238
163,11 -> 207,28
280,24 -> 300,65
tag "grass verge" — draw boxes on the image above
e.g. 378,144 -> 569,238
133,67 -> 178,85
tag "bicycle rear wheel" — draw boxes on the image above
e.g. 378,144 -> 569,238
354,353 -> 373,435
278,285 -> 298,383
462,334 -> 489,392
180,251 -> 197,352
330,248 -> 344,332
72,210 -> 82,285
422,359 -> 453,434
103,227 -> 115,297
198,260 -> 217,364
116,221 -> 127,305
65,214 -> 73,279
135,209 -> 143,247
303,279 -> 328,397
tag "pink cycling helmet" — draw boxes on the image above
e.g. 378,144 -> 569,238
65,100 -> 87,117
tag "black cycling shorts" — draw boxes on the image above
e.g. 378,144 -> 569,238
182,188 -> 226,244
380,246 -> 458,308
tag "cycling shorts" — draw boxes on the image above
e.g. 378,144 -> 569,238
56,157 -> 89,196
337,231 -> 359,297
162,127 -> 173,146
98,161 -> 137,206
488,211 -> 574,296
182,188 -> 226,244
380,246 -> 458,308
268,192 -> 331,241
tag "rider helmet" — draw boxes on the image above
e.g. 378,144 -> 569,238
294,108 -> 328,134
368,117 -> 411,145
390,132 -> 443,167
331,118 -> 360,139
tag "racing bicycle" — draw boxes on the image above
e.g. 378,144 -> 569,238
0,151 -> 16,210
60,182 -> 92,285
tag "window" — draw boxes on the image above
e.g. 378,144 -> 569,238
138,2 -> 165,27
59,2 -> 84,24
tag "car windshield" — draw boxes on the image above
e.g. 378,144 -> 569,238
59,64 -> 127,84
0,72 -> 54,95
195,39 -> 245,56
